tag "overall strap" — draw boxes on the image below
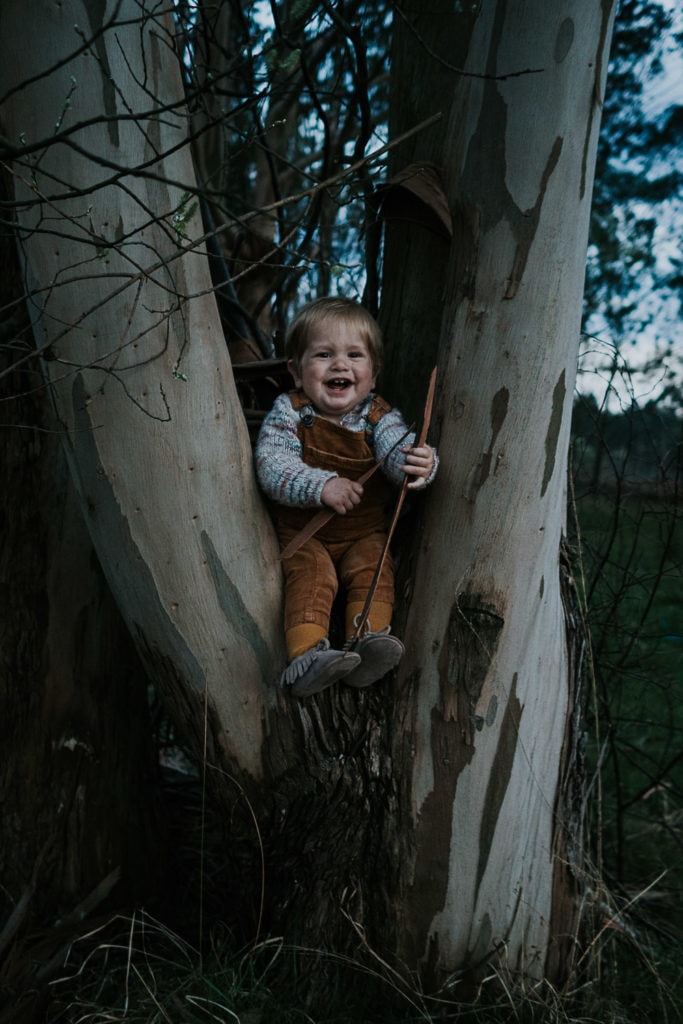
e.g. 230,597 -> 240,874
365,394 -> 392,427
289,389 -> 310,412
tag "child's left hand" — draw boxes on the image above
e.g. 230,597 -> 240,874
402,444 -> 436,490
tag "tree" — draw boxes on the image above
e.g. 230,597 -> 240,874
0,0 -> 617,1004
379,1 -> 617,982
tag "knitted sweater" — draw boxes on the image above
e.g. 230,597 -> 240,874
255,391 -> 435,508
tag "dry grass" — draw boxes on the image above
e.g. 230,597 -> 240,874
4,889 -> 675,1024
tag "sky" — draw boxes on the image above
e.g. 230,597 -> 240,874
579,1 -> 682,410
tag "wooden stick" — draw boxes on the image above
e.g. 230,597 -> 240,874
348,366 -> 438,645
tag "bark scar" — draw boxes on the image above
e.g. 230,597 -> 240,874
475,673 -> 523,894
504,136 -> 563,299
464,387 -> 508,502
541,369 -> 566,497
406,594 -> 505,967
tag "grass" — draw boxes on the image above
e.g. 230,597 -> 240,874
568,488 -> 683,1021
571,494 -> 683,901
38,907 -> 683,1023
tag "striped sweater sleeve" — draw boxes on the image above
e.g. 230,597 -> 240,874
254,392 -> 337,507
373,407 -> 439,487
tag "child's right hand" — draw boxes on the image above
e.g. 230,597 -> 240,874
321,476 -> 364,514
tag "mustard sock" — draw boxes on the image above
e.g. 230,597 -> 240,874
286,622 -> 328,660
345,600 -> 393,640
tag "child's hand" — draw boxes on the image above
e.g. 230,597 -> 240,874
321,476 -> 364,514
402,444 -> 436,490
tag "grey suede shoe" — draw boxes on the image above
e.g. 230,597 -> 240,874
280,639 -> 362,697
343,629 -> 405,688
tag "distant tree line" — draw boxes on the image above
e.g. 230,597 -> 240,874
572,392 -> 683,498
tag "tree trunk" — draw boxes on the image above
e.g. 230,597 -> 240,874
381,0 -> 615,983
0,0 -> 284,786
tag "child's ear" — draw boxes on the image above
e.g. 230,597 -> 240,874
287,359 -> 302,387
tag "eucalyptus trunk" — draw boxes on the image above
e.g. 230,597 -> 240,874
381,0 -> 615,981
0,0 -> 284,786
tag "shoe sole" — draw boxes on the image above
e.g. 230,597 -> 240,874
291,651 -> 361,697
344,635 -> 404,688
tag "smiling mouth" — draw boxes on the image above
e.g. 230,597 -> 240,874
326,378 -> 352,391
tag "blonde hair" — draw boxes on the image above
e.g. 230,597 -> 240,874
285,297 -> 383,376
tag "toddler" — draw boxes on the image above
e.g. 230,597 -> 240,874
255,297 -> 437,696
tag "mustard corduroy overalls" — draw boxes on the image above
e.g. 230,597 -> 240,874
274,391 -> 397,658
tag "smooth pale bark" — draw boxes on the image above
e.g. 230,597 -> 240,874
0,1 -> 283,780
386,2 -> 615,978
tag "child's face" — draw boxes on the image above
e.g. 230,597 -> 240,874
289,319 -> 377,422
